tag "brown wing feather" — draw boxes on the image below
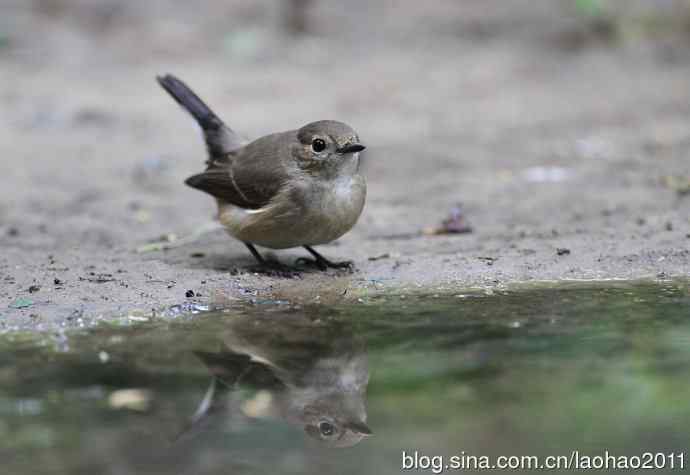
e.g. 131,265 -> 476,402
186,130 -> 297,209
185,169 -> 261,209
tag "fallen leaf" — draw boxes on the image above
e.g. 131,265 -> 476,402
424,204 -> 473,236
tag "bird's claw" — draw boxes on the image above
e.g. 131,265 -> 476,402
295,257 -> 354,271
249,260 -> 302,278
329,260 -> 355,270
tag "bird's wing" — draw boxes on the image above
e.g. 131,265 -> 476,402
185,131 -> 295,209
185,168 -> 270,209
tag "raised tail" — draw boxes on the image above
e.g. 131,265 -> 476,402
156,74 -> 245,161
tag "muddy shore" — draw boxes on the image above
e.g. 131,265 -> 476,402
1,0 -> 689,331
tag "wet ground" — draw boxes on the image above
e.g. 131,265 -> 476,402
1,1 -> 689,329
1,281 -> 689,474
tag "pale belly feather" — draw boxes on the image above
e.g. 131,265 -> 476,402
218,175 -> 366,249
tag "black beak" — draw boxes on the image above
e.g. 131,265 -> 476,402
337,143 -> 366,154
344,420 -> 373,436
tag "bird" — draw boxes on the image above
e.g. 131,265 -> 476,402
156,74 -> 367,270
177,312 -> 372,448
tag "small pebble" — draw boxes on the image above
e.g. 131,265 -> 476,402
28,285 -> 41,293
10,298 -> 33,309
556,248 -> 571,256
108,389 -> 152,412
185,290 -> 195,298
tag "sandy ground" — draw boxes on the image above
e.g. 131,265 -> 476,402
1,0 -> 689,331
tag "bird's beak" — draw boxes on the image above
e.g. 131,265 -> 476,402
337,143 -> 366,154
345,420 -> 373,436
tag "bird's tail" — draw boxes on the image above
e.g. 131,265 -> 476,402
156,74 -> 245,161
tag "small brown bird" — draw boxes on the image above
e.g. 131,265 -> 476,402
179,312 -> 371,448
157,74 -> 367,270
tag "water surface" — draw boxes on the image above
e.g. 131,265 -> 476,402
1,282 -> 689,474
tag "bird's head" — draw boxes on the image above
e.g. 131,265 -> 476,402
293,120 -> 365,177
299,390 -> 372,448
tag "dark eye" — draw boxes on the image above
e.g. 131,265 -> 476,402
312,138 -> 326,153
319,421 -> 335,437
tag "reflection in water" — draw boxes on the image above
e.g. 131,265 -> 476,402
179,312 -> 371,448
3,283 -> 690,475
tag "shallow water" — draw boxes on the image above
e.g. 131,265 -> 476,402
2,282 -> 690,474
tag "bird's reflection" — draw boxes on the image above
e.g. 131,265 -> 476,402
179,311 -> 371,448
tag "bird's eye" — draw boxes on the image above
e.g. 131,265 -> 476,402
318,421 -> 335,437
312,138 -> 326,153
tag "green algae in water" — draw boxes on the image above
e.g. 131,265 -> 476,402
1,282 -> 689,474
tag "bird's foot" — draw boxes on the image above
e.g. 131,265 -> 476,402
295,257 -> 354,272
244,242 -> 302,278
249,259 -> 302,278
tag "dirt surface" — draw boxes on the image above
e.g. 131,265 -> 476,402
1,0 -> 689,331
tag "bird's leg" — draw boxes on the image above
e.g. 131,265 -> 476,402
298,246 -> 354,270
244,242 -> 298,275
244,242 -> 266,265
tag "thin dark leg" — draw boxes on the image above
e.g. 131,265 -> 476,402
244,242 -> 298,276
244,242 -> 265,265
302,246 -> 353,270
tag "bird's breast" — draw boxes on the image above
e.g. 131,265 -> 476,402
218,174 -> 366,249
306,174 -> 366,241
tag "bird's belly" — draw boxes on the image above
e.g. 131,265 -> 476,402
217,176 -> 366,249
